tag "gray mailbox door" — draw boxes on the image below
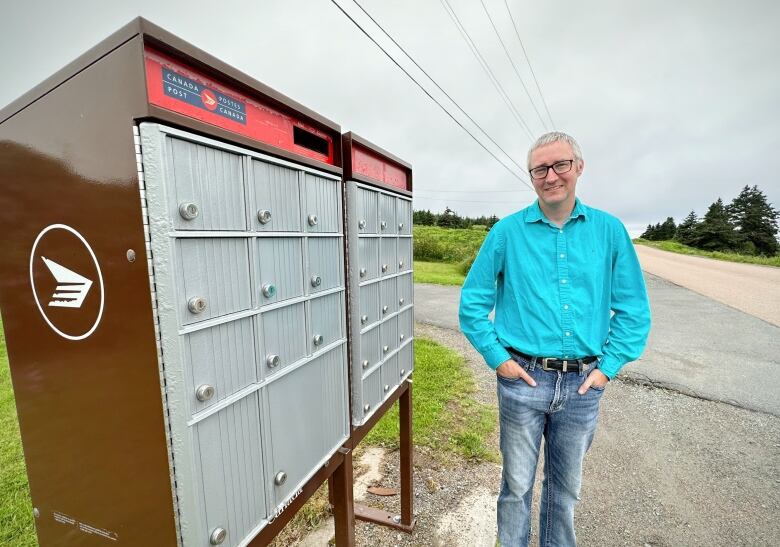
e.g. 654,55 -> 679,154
347,181 -> 414,426
139,123 -> 349,547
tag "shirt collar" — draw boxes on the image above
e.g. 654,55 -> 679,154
525,198 -> 589,224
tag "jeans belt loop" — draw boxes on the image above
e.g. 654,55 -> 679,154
528,357 -> 536,371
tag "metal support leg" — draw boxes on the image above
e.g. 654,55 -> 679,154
329,447 -> 355,546
399,381 -> 414,527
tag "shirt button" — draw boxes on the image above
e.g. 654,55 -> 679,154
561,279 -> 567,284
565,332 -> 571,336
563,304 -> 569,310
560,253 -> 565,258
564,355 -> 569,358
559,230 -> 563,234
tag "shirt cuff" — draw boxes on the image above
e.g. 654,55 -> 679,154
596,355 -> 622,379
484,345 -> 511,370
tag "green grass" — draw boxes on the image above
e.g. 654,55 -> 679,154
413,225 -> 487,263
0,318 -> 36,547
364,338 -> 498,462
413,260 -> 466,286
634,239 -> 780,267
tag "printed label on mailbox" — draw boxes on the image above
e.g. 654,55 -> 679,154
162,68 -> 247,125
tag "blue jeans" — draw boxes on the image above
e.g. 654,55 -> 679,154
496,353 -> 604,547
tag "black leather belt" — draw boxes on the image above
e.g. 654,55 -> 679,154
507,348 -> 598,373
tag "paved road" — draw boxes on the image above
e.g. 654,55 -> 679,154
414,266 -> 780,416
635,245 -> 780,327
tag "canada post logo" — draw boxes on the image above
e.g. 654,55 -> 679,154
29,225 -> 105,341
162,68 -> 247,124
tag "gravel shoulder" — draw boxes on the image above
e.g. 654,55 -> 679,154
298,323 -> 780,546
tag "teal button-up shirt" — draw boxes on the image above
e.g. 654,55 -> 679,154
458,199 -> 651,378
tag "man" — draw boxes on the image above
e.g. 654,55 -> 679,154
459,132 -> 651,546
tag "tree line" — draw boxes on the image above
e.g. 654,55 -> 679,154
413,206 -> 500,230
641,185 -> 779,256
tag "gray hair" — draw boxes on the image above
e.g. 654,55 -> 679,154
527,131 -> 583,169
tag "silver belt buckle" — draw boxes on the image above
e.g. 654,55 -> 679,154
542,357 -> 569,372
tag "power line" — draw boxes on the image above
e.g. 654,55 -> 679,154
503,0 -> 555,128
349,0 -> 530,180
414,196 -> 527,205
416,187 -> 534,194
331,0 -> 533,189
479,0 -> 548,131
439,0 -> 536,140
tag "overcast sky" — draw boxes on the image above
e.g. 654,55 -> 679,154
2,0 -> 778,235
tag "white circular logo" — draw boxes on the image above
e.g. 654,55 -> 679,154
29,224 -> 105,341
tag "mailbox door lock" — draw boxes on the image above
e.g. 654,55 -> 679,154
359,268 -> 367,278
400,334 -> 405,341
360,314 -> 368,324
382,305 -> 388,314
262,284 -> 276,298
313,334 -> 324,346
307,214 -> 318,227
266,354 -> 280,369
209,527 -> 227,545
362,359 -> 369,369
399,222 -> 404,230
383,345 -> 389,354
381,264 -> 388,273
274,471 -> 287,486
311,275 -> 322,288
257,209 -> 272,224
400,369 -> 406,376
358,219 -> 366,229
363,403 -> 371,412
196,384 -> 215,402
399,298 -> 405,305
188,296 -> 207,314
384,384 -> 390,393
380,221 -> 387,230
179,202 -> 199,220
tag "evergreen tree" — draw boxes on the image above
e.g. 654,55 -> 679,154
727,185 -> 779,256
690,198 -> 743,252
675,211 -> 698,246
640,224 -> 656,240
436,206 -> 461,228
658,217 -> 677,240
487,215 -> 500,230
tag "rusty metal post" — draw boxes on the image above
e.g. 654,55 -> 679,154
399,381 -> 413,526
329,447 -> 356,546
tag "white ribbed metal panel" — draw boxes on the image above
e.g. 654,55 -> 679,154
186,317 -> 256,413
309,292 -> 345,351
307,237 -> 344,294
194,393 -> 265,547
396,272 -> 413,308
379,193 -> 396,235
265,344 -> 348,506
303,173 -> 341,233
256,237 -> 304,305
359,282 -> 380,327
357,237 -> 380,280
347,181 -> 415,425
258,302 -> 307,379
396,199 -> 412,235
176,238 -> 252,326
250,160 -> 301,232
168,137 -> 247,231
357,186 -> 378,233
380,237 -> 397,276
140,123 -> 349,547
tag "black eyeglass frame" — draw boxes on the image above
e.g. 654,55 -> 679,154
528,159 -> 577,180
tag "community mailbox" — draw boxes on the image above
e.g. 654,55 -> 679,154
0,19 -> 350,546
342,133 -> 414,426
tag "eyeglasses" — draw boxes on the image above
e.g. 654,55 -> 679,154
529,159 -> 575,180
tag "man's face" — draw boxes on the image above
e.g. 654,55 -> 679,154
528,141 -> 584,209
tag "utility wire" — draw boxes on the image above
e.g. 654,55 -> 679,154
503,0 -> 555,128
331,0 -> 533,189
439,0 -> 535,140
479,0 -> 548,131
349,0 -> 530,179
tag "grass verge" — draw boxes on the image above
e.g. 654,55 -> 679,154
0,319 -> 35,547
364,338 -> 498,462
413,261 -> 466,286
634,239 -> 780,267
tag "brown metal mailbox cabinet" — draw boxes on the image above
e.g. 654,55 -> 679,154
343,133 -> 414,425
0,19 -> 349,547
